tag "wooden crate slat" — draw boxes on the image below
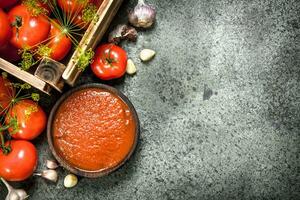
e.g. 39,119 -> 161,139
0,58 -> 51,94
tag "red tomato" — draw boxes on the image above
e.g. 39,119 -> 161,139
5,99 -> 47,140
91,44 -> 127,80
0,76 -> 15,115
0,42 -> 20,62
0,9 -> 12,48
8,4 -> 50,49
58,0 -> 92,14
0,0 -> 18,9
39,20 -> 72,61
0,140 -> 37,181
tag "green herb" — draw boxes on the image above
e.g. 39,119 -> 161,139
82,3 -> 99,24
12,83 -> 31,90
77,48 -> 94,71
36,45 -> 52,58
31,93 -> 40,101
23,0 -> 48,16
19,48 -> 37,71
7,116 -> 19,135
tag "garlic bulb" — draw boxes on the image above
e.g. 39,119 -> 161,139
128,0 -> 156,28
64,174 -> 78,188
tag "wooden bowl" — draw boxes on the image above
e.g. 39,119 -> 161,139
47,83 -> 140,178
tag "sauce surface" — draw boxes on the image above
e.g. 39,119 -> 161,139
53,88 -> 136,171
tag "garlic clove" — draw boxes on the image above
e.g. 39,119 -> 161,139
35,170 -> 58,183
6,191 -> 20,200
140,49 -> 156,62
1,178 -> 29,200
42,170 -> 58,183
15,189 -> 29,200
46,160 -> 59,170
64,174 -> 78,188
126,59 -> 137,75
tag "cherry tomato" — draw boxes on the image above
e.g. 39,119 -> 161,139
8,4 -> 50,49
0,9 -> 12,48
5,99 -> 47,140
91,44 -> 127,80
0,42 -> 20,62
0,0 -> 18,9
39,20 -> 71,61
0,140 -> 37,181
58,0 -> 92,14
0,76 -> 15,115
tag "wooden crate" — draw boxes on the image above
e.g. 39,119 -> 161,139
0,0 -> 123,94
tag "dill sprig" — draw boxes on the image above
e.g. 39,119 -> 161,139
36,44 -> 53,58
82,3 -> 99,24
18,48 -> 38,71
76,48 -> 94,71
23,0 -> 49,16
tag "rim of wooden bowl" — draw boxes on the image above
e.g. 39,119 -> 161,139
47,83 -> 140,178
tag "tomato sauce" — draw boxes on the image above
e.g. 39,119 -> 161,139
52,88 -> 136,171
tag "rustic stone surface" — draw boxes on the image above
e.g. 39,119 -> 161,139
1,0 -> 299,199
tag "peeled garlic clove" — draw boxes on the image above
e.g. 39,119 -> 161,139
46,160 -> 59,169
64,174 -> 78,188
126,59 -> 137,75
140,49 -> 156,62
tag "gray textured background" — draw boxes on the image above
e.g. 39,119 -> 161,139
1,0 -> 300,199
